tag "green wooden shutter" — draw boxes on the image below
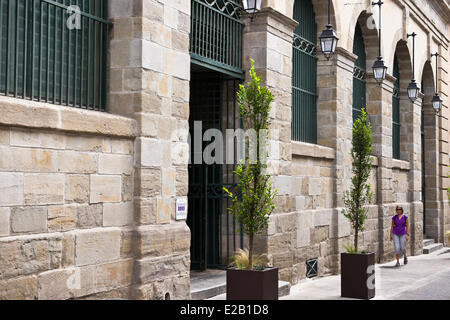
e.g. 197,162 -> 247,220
352,23 -> 366,122
392,54 -> 400,159
0,0 -> 110,111
292,0 -> 318,143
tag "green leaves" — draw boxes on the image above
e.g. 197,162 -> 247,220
342,108 -> 374,253
224,60 -> 277,270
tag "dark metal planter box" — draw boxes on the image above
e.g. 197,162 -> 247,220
341,252 -> 376,300
226,268 -> 278,300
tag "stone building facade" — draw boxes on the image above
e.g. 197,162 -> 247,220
0,0 -> 448,300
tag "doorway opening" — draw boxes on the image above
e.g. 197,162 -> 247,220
188,67 -> 245,270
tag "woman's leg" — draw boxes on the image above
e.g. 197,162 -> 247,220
401,235 -> 407,263
393,235 -> 401,265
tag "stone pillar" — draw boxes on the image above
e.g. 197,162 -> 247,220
423,99 -> 440,241
242,7 -> 298,282
366,73 -> 396,262
317,47 -> 357,274
109,0 -> 191,300
437,52 -> 449,245
404,92 -> 424,256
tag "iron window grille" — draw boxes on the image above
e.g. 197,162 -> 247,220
306,258 -> 318,278
292,0 -> 318,144
190,0 -> 245,79
0,0 -> 111,111
352,23 -> 366,122
392,55 -> 401,160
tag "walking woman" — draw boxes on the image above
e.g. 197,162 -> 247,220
390,206 -> 410,267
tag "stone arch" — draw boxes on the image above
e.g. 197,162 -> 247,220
393,40 -> 413,161
349,11 -> 381,121
354,11 -> 380,71
420,60 -> 440,241
421,61 -> 435,100
289,0 -> 339,47
309,0 -> 339,43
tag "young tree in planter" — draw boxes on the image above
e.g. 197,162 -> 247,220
342,108 -> 374,253
224,60 -> 277,271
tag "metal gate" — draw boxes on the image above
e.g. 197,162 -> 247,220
188,73 -> 244,270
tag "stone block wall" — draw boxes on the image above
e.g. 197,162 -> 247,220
0,0 -> 448,300
266,146 -> 335,284
0,98 -> 136,300
108,0 -> 192,300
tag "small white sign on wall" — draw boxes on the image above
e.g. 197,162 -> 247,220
176,198 -> 187,221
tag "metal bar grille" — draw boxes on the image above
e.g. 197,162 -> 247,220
188,74 -> 244,270
352,23 -> 366,121
190,0 -> 244,79
292,0 -> 317,144
0,0 -> 111,111
392,55 -> 400,159
306,258 -> 318,278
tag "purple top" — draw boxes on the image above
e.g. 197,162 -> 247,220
392,214 -> 408,236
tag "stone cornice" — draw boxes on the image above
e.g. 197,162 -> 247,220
291,141 -> 335,160
0,96 -> 137,138
255,7 -> 299,31
432,0 -> 450,22
335,47 -> 358,63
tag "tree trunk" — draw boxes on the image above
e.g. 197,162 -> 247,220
248,233 -> 254,270
354,226 -> 359,253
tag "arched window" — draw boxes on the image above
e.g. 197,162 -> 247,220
392,55 -> 400,159
292,0 -> 317,143
352,23 -> 366,121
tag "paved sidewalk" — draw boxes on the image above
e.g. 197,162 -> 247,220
282,247 -> 450,300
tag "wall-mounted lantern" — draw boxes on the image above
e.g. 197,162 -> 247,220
242,0 -> 262,20
407,32 -> 420,103
372,1 -> 387,85
431,52 -> 442,113
319,0 -> 339,60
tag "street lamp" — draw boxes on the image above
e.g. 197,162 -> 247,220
372,1 -> 387,85
431,53 -> 442,113
407,32 -> 420,103
319,0 -> 339,60
242,0 -> 262,20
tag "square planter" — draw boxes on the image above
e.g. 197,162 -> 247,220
341,252 -> 375,300
226,267 -> 278,300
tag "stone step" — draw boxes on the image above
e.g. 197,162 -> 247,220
190,270 -> 226,300
423,243 -> 443,254
278,280 -> 291,298
433,247 -> 450,255
423,239 -> 435,247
